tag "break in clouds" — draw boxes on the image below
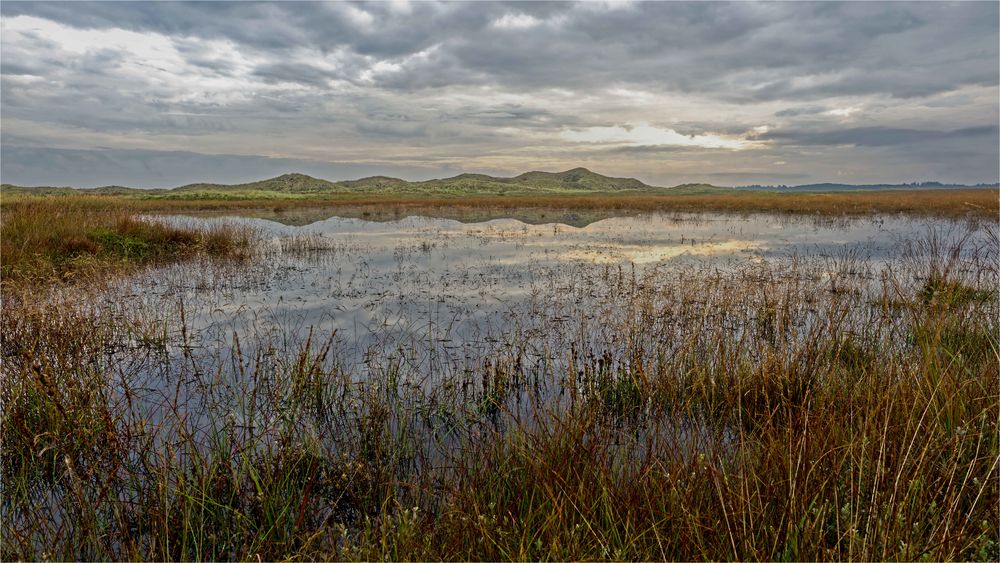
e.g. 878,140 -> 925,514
1,1 -> 998,187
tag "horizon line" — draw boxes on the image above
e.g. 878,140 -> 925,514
3,167 -> 999,191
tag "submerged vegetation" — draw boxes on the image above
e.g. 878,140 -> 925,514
0,195 -> 997,560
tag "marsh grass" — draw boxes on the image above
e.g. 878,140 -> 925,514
1,204 -> 998,560
0,196 -> 254,287
2,188 -> 997,223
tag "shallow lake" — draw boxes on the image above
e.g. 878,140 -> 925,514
115,210 -> 993,380
10,209 -> 995,480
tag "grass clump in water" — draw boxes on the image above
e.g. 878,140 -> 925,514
1,196 -> 253,287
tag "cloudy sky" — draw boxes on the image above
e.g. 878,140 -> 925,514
2,1 -> 998,187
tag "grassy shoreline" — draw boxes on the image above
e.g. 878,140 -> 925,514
3,189 -> 994,286
2,187 -> 998,219
4,189 -> 993,286
0,197 -> 254,288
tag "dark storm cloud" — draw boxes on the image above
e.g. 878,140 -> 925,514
0,1 -> 483,57
1,61 -> 40,76
0,145 -> 448,188
252,62 -> 340,87
701,171 -> 812,182
774,106 -> 829,118
1,1 -> 997,186
353,120 -> 428,139
5,1 -> 996,99
443,104 -> 579,130
365,2 -> 997,101
763,125 -> 1000,147
2,2 -> 314,51
604,145 -> 709,155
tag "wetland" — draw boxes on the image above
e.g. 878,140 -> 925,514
2,199 -> 997,560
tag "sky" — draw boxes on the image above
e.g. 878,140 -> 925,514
1,1 -> 998,188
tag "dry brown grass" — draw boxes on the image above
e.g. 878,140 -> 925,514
0,196 -> 252,288
320,188 -> 998,219
3,188 -> 997,219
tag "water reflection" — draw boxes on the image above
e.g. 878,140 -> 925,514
134,211 -> 986,376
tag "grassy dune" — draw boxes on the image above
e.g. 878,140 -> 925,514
1,168 -> 673,198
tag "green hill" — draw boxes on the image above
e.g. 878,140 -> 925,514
174,173 -> 340,194
0,184 -> 148,196
511,167 -> 651,191
7,170 -> 994,199
338,176 -> 409,191
165,167 -> 669,197
2,168 -> 729,198
404,167 -> 663,195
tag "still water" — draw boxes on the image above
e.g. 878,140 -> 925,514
119,211 -> 990,376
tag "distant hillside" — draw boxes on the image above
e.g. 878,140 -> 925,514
406,167 -> 665,195
5,169 -> 993,199
2,168 -> 678,198
0,184 -> 149,196
735,182 -> 999,193
174,173 -> 341,194
511,167 -> 651,191
338,176 -> 409,191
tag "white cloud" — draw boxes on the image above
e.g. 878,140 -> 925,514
824,106 -> 860,117
1,14 -> 266,102
576,1 -> 636,14
342,5 -> 375,28
492,13 -> 542,30
387,1 -> 412,15
4,15 -> 180,64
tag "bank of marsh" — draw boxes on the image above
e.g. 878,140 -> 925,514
1,201 -> 997,560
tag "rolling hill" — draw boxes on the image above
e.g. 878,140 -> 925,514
174,173 -> 341,194
5,169 -> 991,199
2,168 -> 688,198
